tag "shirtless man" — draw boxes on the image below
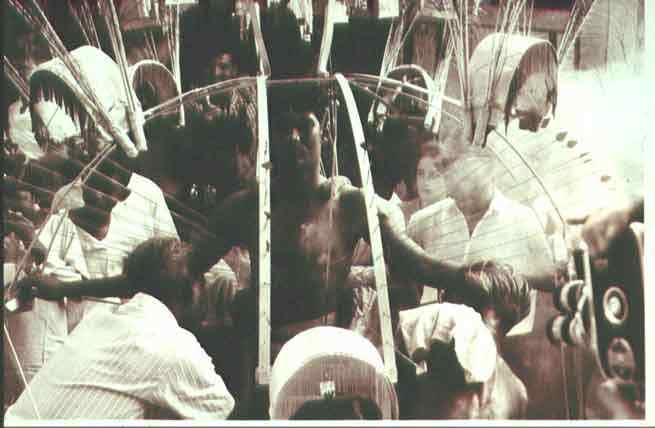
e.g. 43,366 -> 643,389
187,111 -> 465,330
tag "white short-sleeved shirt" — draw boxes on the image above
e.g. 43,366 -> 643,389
76,173 -> 179,279
28,173 -> 180,346
408,191 -> 553,305
5,293 -> 235,420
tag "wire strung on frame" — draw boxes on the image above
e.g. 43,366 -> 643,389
4,56 -> 30,103
164,2 -> 185,125
67,0 -> 102,49
558,0 -> 598,61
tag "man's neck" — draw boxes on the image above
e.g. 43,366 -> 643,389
454,187 -> 495,236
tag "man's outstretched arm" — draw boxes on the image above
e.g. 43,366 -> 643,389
188,188 -> 255,280
342,188 -> 466,293
17,273 -> 133,301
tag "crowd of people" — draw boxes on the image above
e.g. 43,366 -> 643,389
3,0 -> 645,422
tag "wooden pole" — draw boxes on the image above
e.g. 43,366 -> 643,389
335,73 -> 397,384
255,74 -> 272,386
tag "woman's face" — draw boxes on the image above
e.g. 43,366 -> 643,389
416,156 -> 445,207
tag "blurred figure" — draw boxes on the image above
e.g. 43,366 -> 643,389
400,140 -> 447,225
407,125 -> 554,305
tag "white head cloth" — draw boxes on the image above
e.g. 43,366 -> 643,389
29,45 -> 142,152
398,302 -> 497,384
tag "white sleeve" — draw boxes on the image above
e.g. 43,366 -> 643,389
132,175 -> 179,240
375,195 -> 406,233
524,209 -> 555,272
38,214 -> 89,281
154,331 -> 235,419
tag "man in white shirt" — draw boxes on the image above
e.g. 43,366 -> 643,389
6,237 -> 235,420
407,142 -> 554,309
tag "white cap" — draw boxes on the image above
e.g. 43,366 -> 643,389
399,302 -> 497,384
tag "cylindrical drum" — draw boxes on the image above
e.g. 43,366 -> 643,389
269,326 -> 398,419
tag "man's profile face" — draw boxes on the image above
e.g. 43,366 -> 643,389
275,113 -> 322,180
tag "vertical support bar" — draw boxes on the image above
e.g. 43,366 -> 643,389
250,2 -> 272,77
172,3 -> 186,126
334,73 -> 397,384
316,0 -> 336,75
255,75 -> 272,385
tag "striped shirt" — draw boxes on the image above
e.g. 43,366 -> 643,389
408,191 -> 553,303
5,293 -> 235,420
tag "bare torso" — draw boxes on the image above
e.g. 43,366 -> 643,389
232,177 -> 366,326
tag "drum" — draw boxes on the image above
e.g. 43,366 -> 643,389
269,326 -> 399,419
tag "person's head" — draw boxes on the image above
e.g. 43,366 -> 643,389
446,260 -> 531,339
290,396 -> 382,420
435,131 -> 497,204
271,112 -> 321,188
415,141 -> 446,207
123,237 -> 207,328
206,52 -> 238,84
366,118 -> 422,199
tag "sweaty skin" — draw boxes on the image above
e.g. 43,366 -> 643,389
189,113 -> 465,327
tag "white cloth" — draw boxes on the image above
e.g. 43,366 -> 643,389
3,212 -> 89,406
407,191 -> 553,334
398,302 -> 497,383
30,46 -> 138,147
202,258 -> 240,327
5,293 -> 234,420
3,262 -> 69,407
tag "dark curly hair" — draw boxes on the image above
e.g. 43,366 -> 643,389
123,237 -> 193,305
446,260 -> 532,336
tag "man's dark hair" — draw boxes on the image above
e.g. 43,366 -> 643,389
123,237 -> 193,305
290,396 -> 382,420
448,260 -> 531,335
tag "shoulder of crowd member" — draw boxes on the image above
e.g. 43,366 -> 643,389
128,173 -> 169,200
408,198 -> 453,229
208,188 -> 256,236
